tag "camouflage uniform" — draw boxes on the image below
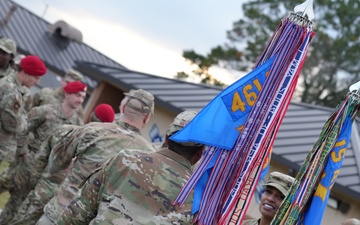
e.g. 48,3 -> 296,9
243,219 -> 260,225
0,38 -> 17,79
27,103 -> 84,152
31,69 -> 84,120
0,64 -> 15,79
0,103 -> 84,224
0,72 -> 27,174
38,120 -> 155,224
56,147 -> 195,225
9,125 -> 80,225
0,73 -> 28,225
56,111 -> 201,225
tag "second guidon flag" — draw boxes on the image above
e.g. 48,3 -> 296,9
271,92 -> 360,225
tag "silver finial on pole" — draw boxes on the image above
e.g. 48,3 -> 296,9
294,0 -> 315,21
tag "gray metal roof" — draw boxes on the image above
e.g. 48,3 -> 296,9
78,61 -> 360,201
76,61 -> 223,113
0,0 -> 126,88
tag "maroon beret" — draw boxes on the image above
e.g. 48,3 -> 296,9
63,81 -> 87,94
94,104 -> 115,122
20,55 -> 47,76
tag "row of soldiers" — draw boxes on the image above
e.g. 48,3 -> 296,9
0,36 -> 206,225
0,37 -> 113,224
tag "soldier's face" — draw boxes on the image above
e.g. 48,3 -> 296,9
259,186 -> 284,221
0,49 -> 12,69
22,74 -> 42,88
66,91 -> 86,109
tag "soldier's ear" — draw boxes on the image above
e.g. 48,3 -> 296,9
143,113 -> 151,124
165,134 -> 169,145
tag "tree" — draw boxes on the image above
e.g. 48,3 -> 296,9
175,48 -> 230,87
177,0 -> 360,107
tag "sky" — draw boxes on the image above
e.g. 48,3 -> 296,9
12,0 -> 246,84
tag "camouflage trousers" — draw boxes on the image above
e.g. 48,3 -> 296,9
9,178 -> 61,225
0,155 -> 34,225
0,160 -> 12,192
0,135 -> 31,193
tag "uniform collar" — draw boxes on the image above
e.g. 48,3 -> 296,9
12,73 -> 26,94
156,148 -> 192,170
115,120 -> 141,134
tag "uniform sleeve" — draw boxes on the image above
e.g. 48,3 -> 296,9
48,127 -> 82,173
16,130 -> 30,156
31,90 -> 43,108
56,157 -> 114,225
27,106 -> 47,131
0,91 -> 28,134
30,135 -> 54,184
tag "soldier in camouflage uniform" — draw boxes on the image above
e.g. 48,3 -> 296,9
8,124 -> 80,225
0,81 -> 86,224
89,103 -> 115,123
36,89 -> 156,225
27,81 -> 86,153
31,68 -> 85,120
243,172 -> 295,225
0,37 -> 16,79
10,104 -> 115,225
0,55 -> 47,185
0,55 -> 47,223
56,110 -> 205,225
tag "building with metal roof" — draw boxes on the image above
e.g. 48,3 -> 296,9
1,0 -> 359,223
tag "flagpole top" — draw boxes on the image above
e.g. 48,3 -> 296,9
294,0 -> 315,21
349,80 -> 360,94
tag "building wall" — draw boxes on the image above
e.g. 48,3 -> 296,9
142,106 -> 176,148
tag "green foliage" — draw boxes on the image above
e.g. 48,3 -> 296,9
0,162 -> 9,209
177,50 -> 225,87
0,192 -> 9,209
174,71 -> 189,79
178,0 -> 360,107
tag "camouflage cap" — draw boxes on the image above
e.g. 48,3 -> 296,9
0,38 -> 16,55
264,172 -> 295,196
64,69 -> 84,82
125,89 -> 154,114
167,111 -> 203,147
